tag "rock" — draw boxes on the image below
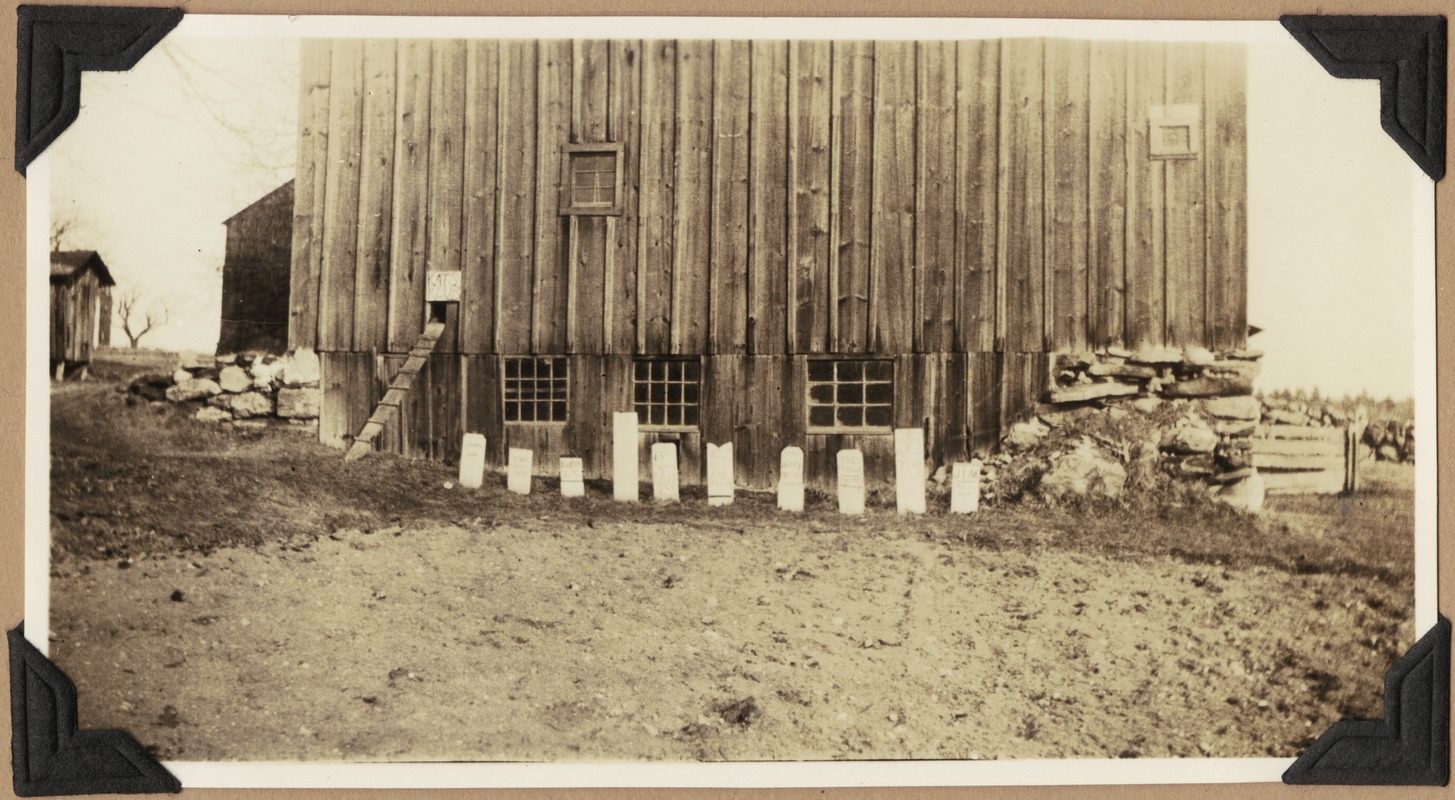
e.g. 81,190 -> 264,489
218,366 -> 251,393
195,406 -> 232,423
1038,438 -> 1126,500
1130,397 -> 1163,414
249,360 -> 278,390
1214,419 -> 1258,437
276,387 -> 321,419
1204,360 -> 1260,380
172,368 -> 193,385
1087,363 -> 1157,380
1203,396 -> 1261,421
1377,444 -> 1401,462
1265,408 -> 1311,426
281,348 -> 321,387
232,419 -> 269,430
1129,347 -> 1184,366
234,353 -> 255,369
1038,411 -> 1068,429
207,394 -> 234,410
1214,473 -> 1265,513
1160,426 -> 1219,455
1106,345 -> 1133,358
215,353 -> 237,366
1049,382 -> 1140,404
1182,346 -> 1216,365
1225,348 -> 1264,360
931,465 -> 948,485
1160,376 -> 1254,398
1209,467 -> 1256,484
134,384 -> 167,402
1055,351 -> 1094,371
230,392 -> 273,418
1216,441 -> 1254,471
1177,454 -> 1218,477
177,351 -> 214,371
1003,420 -> 1050,452
166,378 -> 222,403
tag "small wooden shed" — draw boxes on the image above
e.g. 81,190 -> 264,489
50,250 -> 115,370
289,37 -> 1249,490
218,180 -> 295,354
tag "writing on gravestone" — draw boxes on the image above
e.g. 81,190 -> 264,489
894,428 -> 926,515
837,449 -> 865,516
651,443 -> 680,503
707,442 -> 734,506
951,460 -> 981,514
458,433 -> 486,489
612,412 -> 639,502
507,448 -> 532,495
778,446 -> 805,512
560,457 -> 585,498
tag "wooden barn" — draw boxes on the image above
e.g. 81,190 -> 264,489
50,250 -> 115,373
219,180 -> 294,354
289,37 -> 1248,490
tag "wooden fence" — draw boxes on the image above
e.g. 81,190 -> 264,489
1250,424 -> 1360,495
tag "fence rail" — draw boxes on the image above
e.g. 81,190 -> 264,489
1251,424 -> 1359,495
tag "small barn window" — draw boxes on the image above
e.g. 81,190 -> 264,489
1148,104 -> 1201,160
806,359 -> 893,432
633,358 -> 701,429
560,143 -> 624,216
504,357 -> 569,423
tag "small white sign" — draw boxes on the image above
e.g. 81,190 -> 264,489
560,457 -> 585,498
507,448 -> 532,495
951,460 -> 982,514
458,433 -> 486,489
894,428 -> 926,515
425,270 -> 462,302
707,442 -> 734,506
837,449 -> 865,516
778,446 -> 805,512
612,412 -> 639,502
651,443 -> 680,503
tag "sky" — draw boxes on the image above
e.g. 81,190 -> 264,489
46,30 -> 1424,400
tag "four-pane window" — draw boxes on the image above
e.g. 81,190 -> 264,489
633,359 -> 701,428
806,359 -> 893,431
560,144 -> 624,215
504,357 -> 568,423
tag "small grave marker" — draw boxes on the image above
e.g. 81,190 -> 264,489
778,446 -> 805,512
950,460 -> 982,514
837,449 -> 865,515
651,443 -> 680,503
458,433 -> 487,489
707,442 -> 734,506
507,448 -> 532,495
560,457 -> 585,498
895,428 -> 926,514
612,412 -> 639,502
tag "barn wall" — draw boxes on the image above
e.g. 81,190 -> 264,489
50,271 -> 102,364
219,182 -> 295,354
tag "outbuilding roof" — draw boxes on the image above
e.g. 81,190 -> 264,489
50,250 -> 116,287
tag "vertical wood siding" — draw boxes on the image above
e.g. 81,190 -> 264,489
295,38 -> 1248,487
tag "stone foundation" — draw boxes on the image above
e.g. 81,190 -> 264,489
123,348 -> 322,430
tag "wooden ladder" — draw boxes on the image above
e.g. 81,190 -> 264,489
344,320 -> 446,461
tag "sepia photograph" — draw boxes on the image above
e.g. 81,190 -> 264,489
26,13 -> 1435,786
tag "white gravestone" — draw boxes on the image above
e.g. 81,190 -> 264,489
837,449 -> 866,515
612,412 -> 639,502
707,442 -> 735,506
951,460 -> 982,514
651,443 -> 680,503
458,433 -> 487,489
778,446 -> 805,512
894,428 -> 927,514
560,457 -> 585,498
507,448 -> 533,495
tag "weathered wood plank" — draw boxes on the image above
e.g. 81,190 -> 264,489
532,39 -> 571,354
1044,39 -> 1090,351
998,351 -> 1048,433
562,354 -> 607,476
833,41 -> 874,354
607,40 -> 642,356
636,40 -> 676,354
1089,41 -> 1128,349
955,40 -> 999,353
1164,43 -> 1206,347
1250,437 -> 1345,457
870,40 -> 916,355
737,356 -> 792,488
997,38 -> 1045,353
290,41 -> 331,351
1205,43 -> 1248,351
968,351 -> 1000,456
495,40 -> 537,355
463,354 -> 505,467
1125,41 -> 1166,348
702,355 -> 740,447
319,39 -> 365,352
428,354 -> 461,461
748,40 -> 789,356
570,40 -> 610,355
428,39 -> 468,354
1262,470 -> 1346,495
672,40 -> 713,355
1257,425 -> 1345,441
352,40 -> 397,354
916,41 -> 957,355
789,40 -> 831,355
387,40 -> 433,352
461,39 -> 500,355
710,40 -> 750,356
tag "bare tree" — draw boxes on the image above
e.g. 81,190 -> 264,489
116,288 -> 169,349
49,207 -> 93,252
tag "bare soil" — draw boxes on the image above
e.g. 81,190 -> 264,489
46,369 -> 1416,762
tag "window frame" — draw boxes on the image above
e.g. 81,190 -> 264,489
632,356 -> 703,432
559,143 -> 626,216
804,357 -> 895,435
501,355 -> 570,426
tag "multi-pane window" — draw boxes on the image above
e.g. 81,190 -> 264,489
634,359 -> 701,428
807,359 -> 893,431
504,357 -> 568,423
560,144 -> 624,215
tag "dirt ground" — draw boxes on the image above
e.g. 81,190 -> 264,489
46,371 -> 1417,762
